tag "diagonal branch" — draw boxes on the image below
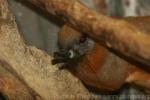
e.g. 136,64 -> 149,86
0,0 -> 93,99
19,0 -> 150,66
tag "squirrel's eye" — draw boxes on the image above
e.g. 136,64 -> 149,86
68,50 -> 74,58
79,35 -> 87,44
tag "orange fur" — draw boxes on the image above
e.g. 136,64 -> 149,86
60,24 -> 150,92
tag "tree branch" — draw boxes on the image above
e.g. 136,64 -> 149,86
20,0 -> 150,66
0,0 -> 92,99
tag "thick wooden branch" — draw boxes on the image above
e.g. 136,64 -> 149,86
20,0 -> 150,66
0,0 -> 93,99
0,60 -> 42,100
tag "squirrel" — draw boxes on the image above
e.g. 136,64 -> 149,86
52,23 -> 150,92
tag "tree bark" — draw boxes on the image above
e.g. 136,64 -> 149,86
0,0 -> 92,99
